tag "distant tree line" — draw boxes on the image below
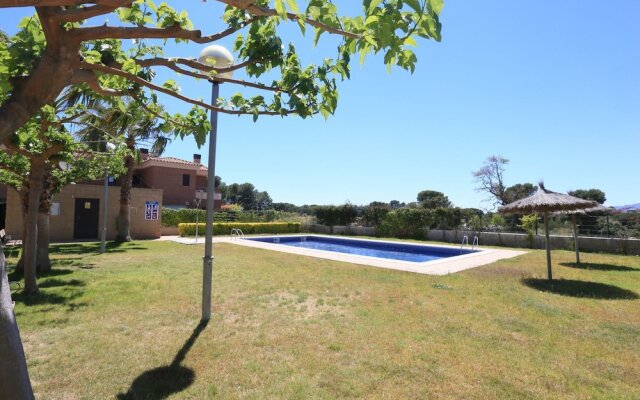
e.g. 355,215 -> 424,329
211,156 -> 636,239
215,177 -> 272,211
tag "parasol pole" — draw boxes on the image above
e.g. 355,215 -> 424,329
572,214 -> 580,265
544,209 -> 552,281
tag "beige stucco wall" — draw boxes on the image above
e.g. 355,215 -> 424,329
5,184 -> 162,241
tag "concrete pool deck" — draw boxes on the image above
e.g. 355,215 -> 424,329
160,235 -> 527,275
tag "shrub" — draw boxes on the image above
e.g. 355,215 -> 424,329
361,202 -> 391,227
430,207 -> 462,230
469,215 -> 484,231
178,222 -> 301,236
221,204 -> 243,212
519,214 -> 539,248
314,204 -> 358,226
489,214 -> 506,231
377,208 -> 431,239
162,208 -> 180,227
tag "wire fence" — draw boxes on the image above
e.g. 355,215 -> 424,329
483,213 -> 640,239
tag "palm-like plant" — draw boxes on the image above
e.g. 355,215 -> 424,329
78,99 -> 171,242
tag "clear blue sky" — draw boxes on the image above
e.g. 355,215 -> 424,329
3,1 -> 639,208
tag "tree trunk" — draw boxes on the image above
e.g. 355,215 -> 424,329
36,165 -> 54,274
36,212 -> 51,274
0,248 -> 35,399
115,151 -> 135,243
15,189 -> 29,274
23,160 -> 45,295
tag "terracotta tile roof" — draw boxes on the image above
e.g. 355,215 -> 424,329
141,156 -> 208,170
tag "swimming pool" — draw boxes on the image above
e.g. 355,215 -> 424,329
229,235 -> 525,275
247,235 -> 477,263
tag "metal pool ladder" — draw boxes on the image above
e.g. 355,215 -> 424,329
460,235 -> 479,252
230,228 -> 245,240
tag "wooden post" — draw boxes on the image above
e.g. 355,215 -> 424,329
573,214 -> 580,264
544,210 -> 552,281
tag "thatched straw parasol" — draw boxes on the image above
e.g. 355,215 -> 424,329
499,183 -> 597,280
554,205 -> 612,265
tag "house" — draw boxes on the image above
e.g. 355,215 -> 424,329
1,151 -> 219,241
5,184 -> 162,241
131,149 -> 221,209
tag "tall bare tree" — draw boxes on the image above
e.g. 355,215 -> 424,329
472,155 -> 510,208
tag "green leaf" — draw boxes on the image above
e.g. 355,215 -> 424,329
363,34 -> 377,47
428,0 -> 444,14
285,0 -> 300,14
274,0 -> 287,19
368,0 -> 383,13
405,0 -> 422,13
404,36 -> 418,47
364,15 -> 379,27
297,18 -> 306,35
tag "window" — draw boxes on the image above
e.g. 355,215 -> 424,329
182,174 -> 191,186
132,174 -> 141,186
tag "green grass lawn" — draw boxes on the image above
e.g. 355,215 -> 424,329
6,240 -> 640,399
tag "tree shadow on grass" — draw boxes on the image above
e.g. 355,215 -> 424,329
9,268 -> 88,310
116,320 -> 209,400
11,289 -> 87,309
49,241 -> 148,256
522,278 -> 639,300
560,262 -> 639,272
7,267 -> 74,282
38,278 -> 85,289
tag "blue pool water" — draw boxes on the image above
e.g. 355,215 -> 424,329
246,236 -> 477,263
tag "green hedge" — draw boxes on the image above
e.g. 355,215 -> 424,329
178,222 -> 301,236
163,207 -> 307,227
163,208 -> 240,227
376,207 -> 467,239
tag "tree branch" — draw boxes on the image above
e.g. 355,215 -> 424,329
218,0 -> 360,39
195,15 -> 260,42
53,1 -> 132,23
137,58 -> 287,93
74,23 -> 202,42
42,142 -> 64,159
131,94 -> 194,133
74,15 -> 258,44
3,141 -> 31,158
71,69 -> 130,97
137,57 -> 258,74
79,61 -> 292,116
0,0 -> 129,7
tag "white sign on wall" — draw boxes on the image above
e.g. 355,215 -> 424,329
50,202 -> 60,216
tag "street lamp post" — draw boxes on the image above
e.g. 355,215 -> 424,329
198,45 -> 234,321
100,142 -> 116,254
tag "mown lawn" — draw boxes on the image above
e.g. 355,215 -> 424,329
6,240 -> 640,399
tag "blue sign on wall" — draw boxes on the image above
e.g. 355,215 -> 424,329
145,201 -> 159,221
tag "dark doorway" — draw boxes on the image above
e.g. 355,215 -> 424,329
74,198 -> 100,239
0,202 -> 6,230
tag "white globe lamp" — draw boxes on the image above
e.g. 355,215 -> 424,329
198,45 -> 234,80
